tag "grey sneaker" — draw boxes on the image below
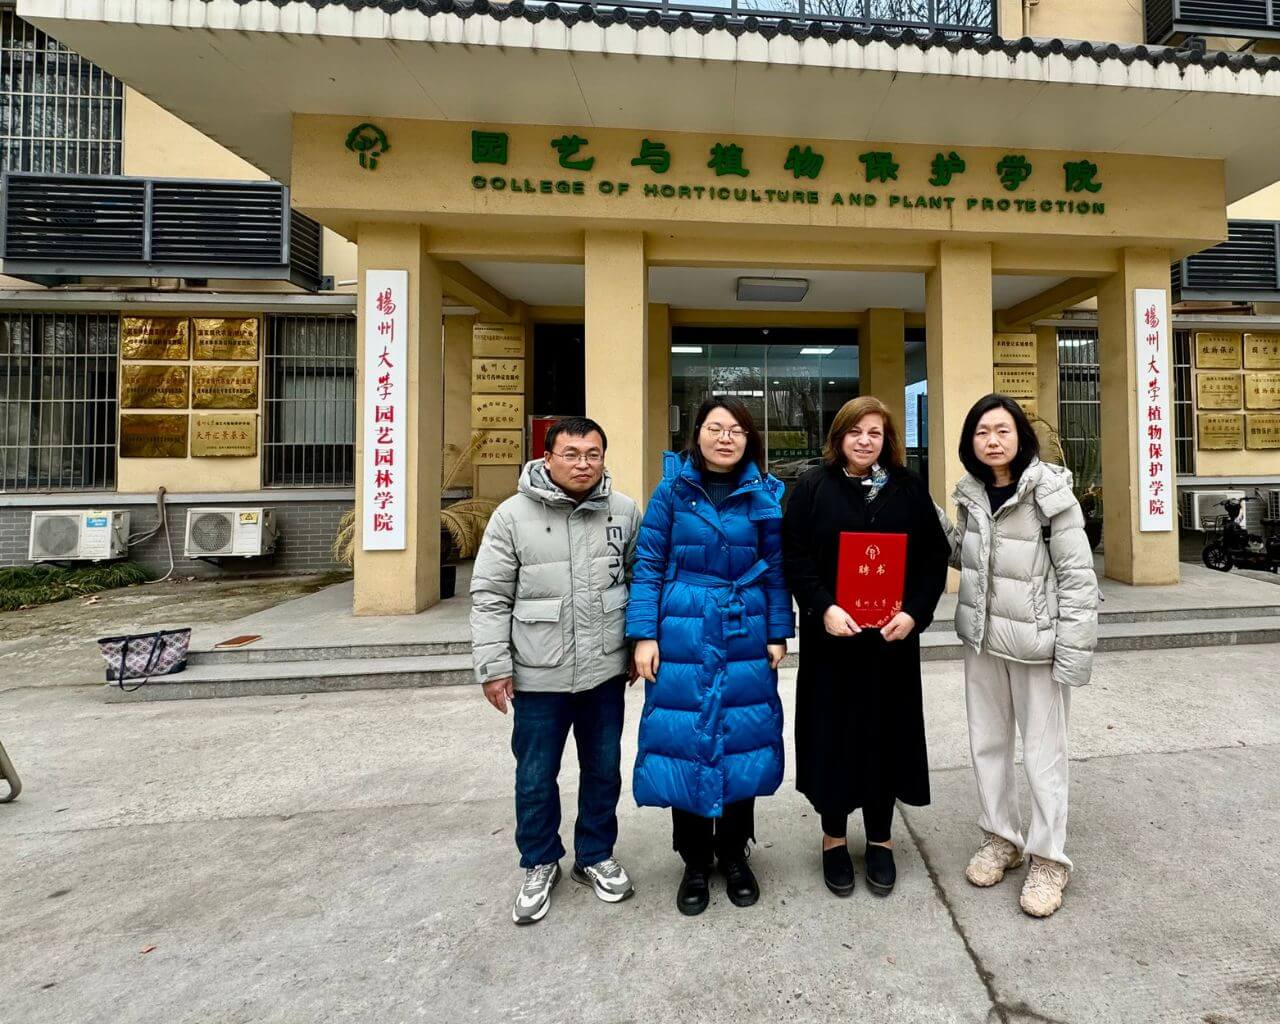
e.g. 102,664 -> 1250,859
512,862 -> 560,925
572,857 -> 634,903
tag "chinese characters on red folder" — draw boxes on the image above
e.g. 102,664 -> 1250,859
836,532 -> 908,630
362,270 -> 408,551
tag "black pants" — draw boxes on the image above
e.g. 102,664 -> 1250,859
820,795 -> 896,845
671,798 -> 755,867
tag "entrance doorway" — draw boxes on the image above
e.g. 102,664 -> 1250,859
669,327 -> 858,495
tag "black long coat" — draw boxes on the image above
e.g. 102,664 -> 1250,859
782,463 -> 950,816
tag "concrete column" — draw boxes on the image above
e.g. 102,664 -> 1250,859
1035,324 -> 1060,432
442,314 -> 474,493
354,223 -> 443,615
925,241 -> 993,509
645,303 -> 671,501
585,231 -> 649,506
864,307 -> 907,431
1097,247 -> 1179,585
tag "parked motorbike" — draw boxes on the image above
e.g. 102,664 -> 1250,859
1201,492 -> 1280,573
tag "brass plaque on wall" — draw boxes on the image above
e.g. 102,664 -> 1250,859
992,366 -> 1037,399
471,358 -> 524,394
471,395 -> 525,430
1197,413 -> 1244,450
472,322 -> 525,358
1243,332 -> 1280,370
1246,413 -> 1280,449
1194,332 -> 1242,369
1245,372 -> 1280,410
119,414 -> 188,458
1195,372 -> 1243,410
472,430 -> 524,465
191,365 -> 259,409
121,365 -> 189,409
1017,399 -> 1039,420
120,316 -> 189,360
193,317 -> 260,361
993,333 -> 1037,366
191,413 -> 258,457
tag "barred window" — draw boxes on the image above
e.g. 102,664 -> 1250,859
1,9 -> 124,174
263,314 -> 356,488
0,312 -> 118,491
1171,329 -> 1195,476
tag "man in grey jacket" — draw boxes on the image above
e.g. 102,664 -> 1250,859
471,416 -> 641,925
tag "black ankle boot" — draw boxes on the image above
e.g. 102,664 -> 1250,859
864,843 -> 896,896
718,856 -> 760,908
677,864 -> 711,916
822,843 -> 855,897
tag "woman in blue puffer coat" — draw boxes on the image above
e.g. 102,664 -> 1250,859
627,396 -> 795,917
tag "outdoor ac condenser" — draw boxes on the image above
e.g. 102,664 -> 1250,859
28,510 -> 131,562
1179,490 -> 1245,532
183,507 -> 279,558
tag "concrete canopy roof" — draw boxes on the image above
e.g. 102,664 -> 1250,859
20,0 -> 1280,201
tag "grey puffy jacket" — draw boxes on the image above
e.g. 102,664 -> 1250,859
470,459 -> 640,692
948,460 -> 1099,687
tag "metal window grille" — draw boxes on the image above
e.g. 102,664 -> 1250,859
0,10 -> 124,175
263,314 -> 356,487
1172,329 -> 1195,476
0,312 -> 117,491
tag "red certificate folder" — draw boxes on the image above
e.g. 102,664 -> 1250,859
836,532 -> 908,629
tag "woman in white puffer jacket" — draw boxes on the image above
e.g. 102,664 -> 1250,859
947,393 -> 1098,920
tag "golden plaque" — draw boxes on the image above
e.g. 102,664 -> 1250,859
471,395 -> 525,430
1246,412 -> 1280,449
121,365 -> 189,409
119,414 -> 188,458
1197,413 -> 1244,451
121,316 -> 189,360
471,358 -> 524,394
192,365 -> 259,409
191,413 -> 258,457
1195,372 -> 1243,410
993,366 -> 1037,399
193,318 -> 260,361
993,333 -> 1037,367
1243,332 -> 1280,370
1194,332 -> 1242,369
472,430 -> 524,465
472,322 -> 525,358
1016,398 -> 1039,420
1245,372 -> 1280,410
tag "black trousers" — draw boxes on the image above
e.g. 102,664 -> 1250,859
671,798 -> 755,867
820,795 -> 896,845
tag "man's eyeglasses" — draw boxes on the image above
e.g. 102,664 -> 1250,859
702,423 -> 747,440
551,449 -> 604,466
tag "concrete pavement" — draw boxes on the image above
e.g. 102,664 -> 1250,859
3,644 -> 1279,1023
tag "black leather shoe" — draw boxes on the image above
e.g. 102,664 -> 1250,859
677,864 -> 711,916
719,857 -> 760,908
864,843 -> 897,896
822,843 -> 855,897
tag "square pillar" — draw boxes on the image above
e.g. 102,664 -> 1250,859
864,307 -> 907,431
1035,324 -> 1060,432
354,222 -> 443,615
926,242 -> 994,509
1097,248 -> 1179,585
646,303 -> 671,499
442,314 -> 474,493
585,231 -> 649,505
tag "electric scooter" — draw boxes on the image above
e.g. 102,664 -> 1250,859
1201,491 -> 1280,574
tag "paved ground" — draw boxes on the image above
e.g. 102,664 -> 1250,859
3,642 -> 1278,1024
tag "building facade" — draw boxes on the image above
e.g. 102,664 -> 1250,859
7,0 -> 1280,613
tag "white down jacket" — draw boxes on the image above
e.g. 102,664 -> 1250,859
949,460 -> 1098,687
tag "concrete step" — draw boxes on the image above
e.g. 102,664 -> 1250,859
103,654 -> 474,702
923,603 -> 1280,632
187,640 -> 471,666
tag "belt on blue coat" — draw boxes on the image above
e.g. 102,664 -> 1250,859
669,559 -> 770,640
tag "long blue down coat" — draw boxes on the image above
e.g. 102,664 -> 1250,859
626,452 -> 796,817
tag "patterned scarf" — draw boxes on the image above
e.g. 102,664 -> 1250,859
845,462 -> 889,503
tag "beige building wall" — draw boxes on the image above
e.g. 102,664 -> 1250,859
1001,0 -> 1144,44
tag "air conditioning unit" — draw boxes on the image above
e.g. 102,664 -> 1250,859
1179,490 -> 1245,532
184,507 -> 279,558
28,510 -> 130,562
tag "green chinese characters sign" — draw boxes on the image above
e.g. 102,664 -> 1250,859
465,129 -> 1108,219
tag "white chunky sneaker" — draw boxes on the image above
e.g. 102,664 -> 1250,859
572,857 -> 634,903
1020,856 -> 1070,918
965,831 -> 1025,888
512,862 -> 560,925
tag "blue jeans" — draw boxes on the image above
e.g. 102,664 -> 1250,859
511,676 -> 625,870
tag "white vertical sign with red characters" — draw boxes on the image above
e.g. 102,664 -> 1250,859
362,270 -> 408,551
1135,287 -> 1173,532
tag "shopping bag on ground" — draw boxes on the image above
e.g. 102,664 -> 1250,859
96,628 -> 191,692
